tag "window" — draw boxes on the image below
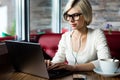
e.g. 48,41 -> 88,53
30,0 -> 63,34
30,0 -> 52,34
0,0 -> 16,37
61,0 -> 70,33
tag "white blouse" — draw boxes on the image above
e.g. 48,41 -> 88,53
51,28 -> 111,68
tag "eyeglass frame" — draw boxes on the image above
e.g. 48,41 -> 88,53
63,13 -> 82,21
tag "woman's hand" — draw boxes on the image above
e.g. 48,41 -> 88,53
48,62 -> 76,71
44,59 -> 53,67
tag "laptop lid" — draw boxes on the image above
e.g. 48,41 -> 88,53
5,40 -> 49,79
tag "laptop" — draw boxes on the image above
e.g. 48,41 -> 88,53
5,40 -> 72,79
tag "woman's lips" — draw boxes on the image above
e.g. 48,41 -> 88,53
71,24 -> 76,27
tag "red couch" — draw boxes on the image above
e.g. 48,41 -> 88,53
104,31 -> 120,60
0,31 -> 120,60
0,36 -> 15,42
38,31 -> 120,60
38,33 -> 62,58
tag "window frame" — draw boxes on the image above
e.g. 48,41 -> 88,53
16,0 -> 63,41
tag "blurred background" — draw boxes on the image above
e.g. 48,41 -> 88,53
0,0 -> 120,37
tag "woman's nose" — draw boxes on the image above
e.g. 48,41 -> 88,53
69,17 -> 75,22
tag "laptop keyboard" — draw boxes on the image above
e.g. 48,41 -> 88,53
48,69 -> 73,79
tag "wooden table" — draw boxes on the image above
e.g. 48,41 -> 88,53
0,66 -> 120,80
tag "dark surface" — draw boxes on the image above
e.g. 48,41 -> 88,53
48,69 -> 73,79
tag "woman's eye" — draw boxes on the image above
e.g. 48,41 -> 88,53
74,14 -> 79,16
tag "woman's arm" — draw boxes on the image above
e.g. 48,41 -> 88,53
47,62 -> 95,71
51,33 -> 68,63
73,62 -> 95,71
95,29 -> 111,59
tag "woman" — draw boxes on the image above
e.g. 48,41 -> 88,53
45,0 -> 111,71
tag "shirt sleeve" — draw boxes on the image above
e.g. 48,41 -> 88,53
51,33 -> 67,63
91,29 -> 111,68
95,29 -> 111,59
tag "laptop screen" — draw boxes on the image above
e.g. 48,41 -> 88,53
5,40 -> 49,79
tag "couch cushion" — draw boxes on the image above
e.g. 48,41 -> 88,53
38,33 -> 62,58
105,33 -> 120,60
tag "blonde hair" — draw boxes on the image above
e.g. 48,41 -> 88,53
63,0 -> 92,25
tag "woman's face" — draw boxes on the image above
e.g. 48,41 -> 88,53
67,7 -> 85,30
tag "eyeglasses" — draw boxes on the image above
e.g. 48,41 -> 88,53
64,13 -> 82,21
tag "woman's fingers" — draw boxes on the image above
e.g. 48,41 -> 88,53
51,63 -> 75,71
48,62 -> 66,70
48,63 -> 58,70
46,62 -> 75,71
44,59 -> 52,67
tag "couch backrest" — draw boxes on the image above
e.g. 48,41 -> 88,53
38,33 -> 62,58
105,33 -> 120,60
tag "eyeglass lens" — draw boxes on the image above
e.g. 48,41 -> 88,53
65,13 -> 82,21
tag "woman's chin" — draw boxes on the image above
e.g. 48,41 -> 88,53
71,27 -> 77,30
